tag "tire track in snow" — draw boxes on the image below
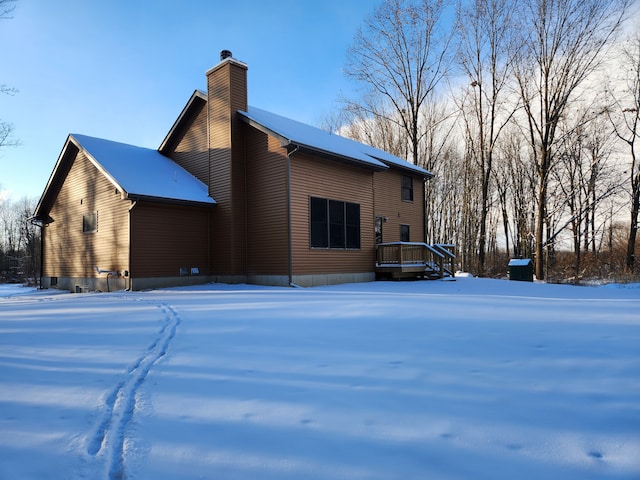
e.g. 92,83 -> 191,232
87,303 -> 180,480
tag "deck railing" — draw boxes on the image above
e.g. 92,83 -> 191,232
375,242 -> 455,279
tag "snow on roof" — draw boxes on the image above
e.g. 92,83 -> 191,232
71,134 -> 215,205
239,107 -> 433,177
508,258 -> 533,267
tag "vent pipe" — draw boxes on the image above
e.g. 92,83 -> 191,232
220,50 -> 232,61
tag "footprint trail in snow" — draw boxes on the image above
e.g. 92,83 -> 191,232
86,303 -> 180,480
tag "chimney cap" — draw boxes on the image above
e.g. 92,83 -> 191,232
206,51 -> 248,76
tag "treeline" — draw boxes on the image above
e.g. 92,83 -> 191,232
0,196 -> 40,284
334,0 -> 639,283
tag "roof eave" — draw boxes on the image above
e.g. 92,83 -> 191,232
380,161 -> 434,179
239,113 -> 291,147
292,143 -> 388,172
239,113 -> 388,172
365,153 -> 433,178
69,135 -> 127,194
34,135 -> 81,218
125,192 -> 216,207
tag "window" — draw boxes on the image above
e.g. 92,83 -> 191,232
83,212 -> 98,233
329,200 -> 345,248
400,224 -> 410,242
310,197 -> 329,248
345,203 -> 360,249
402,175 -> 413,201
310,197 -> 360,249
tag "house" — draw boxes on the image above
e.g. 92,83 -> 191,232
33,51 -> 442,292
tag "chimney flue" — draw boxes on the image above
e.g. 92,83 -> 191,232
220,50 -> 232,61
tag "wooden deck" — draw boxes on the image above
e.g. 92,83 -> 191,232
375,242 -> 456,280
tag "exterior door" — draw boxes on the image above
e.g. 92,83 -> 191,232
375,216 -> 383,244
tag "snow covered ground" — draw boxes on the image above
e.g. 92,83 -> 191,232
0,277 -> 639,480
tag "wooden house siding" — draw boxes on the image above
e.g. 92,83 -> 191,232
167,100 -> 209,185
43,151 -> 130,279
207,60 -> 248,276
373,170 -> 425,243
290,153 -> 375,275
129,202 -> 211,278
245,128 -> 289,275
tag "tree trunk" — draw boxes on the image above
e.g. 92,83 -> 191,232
627,188 -> 639,270
478,180 -> 489,275
535,176 -> 547,280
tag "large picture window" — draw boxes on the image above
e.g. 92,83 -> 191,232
310,197 -> 360,249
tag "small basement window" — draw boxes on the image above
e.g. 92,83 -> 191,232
83,212 -> 98,233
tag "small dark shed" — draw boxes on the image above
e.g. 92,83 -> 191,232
508,258 -> 534,282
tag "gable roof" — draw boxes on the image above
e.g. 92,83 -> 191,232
34,134 -> 215,222
239,106 -> 433,178
71,134 -> 215,204
158,90 -> 207,154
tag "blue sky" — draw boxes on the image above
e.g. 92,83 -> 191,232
0,0 -> 378,201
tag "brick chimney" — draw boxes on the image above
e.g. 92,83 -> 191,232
206,51 -> 248,279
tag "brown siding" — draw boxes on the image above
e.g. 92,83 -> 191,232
43,151 -> 130,278
245,129 -> 288,275
168,101 -> 209,185
130,202 -> 211,277
290,153 -> 375,275
373,169 -> 425,243
207,60 -> 248,276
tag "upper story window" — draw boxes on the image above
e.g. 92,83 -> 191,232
402,175 -> 413,202
310,197 -> 360,249
83,211 -> 98,233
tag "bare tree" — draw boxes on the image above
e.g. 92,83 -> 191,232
426,142 -> 467,250
0,196 -> 40,283
18,197 -> 40,283
552,103 -> 620,279
606,31 -> 640,271
344,0 -> 454,168
340,97 -> 409,159
506,127 -> 541,258
494,128 -> 536,260
513,0 -> 628,280
0,0 -> 15,18
455,0 -> 519,275
0,0 -> 19,151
